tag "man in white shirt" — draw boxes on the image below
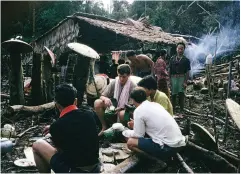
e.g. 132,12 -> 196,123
125,88 -> 186,160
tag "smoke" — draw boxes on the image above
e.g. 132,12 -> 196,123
185,26 -> 240,78
184,3 -> 240,78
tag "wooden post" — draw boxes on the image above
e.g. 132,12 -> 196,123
223,61 -> 232,142
65,54 -> 77,84
9,52 -> 25,105
31,53 -> 44,105
42,55 -> 53,102
73,55 -> 91,106
206,65 -> 218,148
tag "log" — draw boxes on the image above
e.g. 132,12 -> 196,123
188,138 -> 240,167
6,102 -> 55,116
186,141 -> 237,173
17,125 -> 39,138
218,149 -> 240,167
176,153 -> 194,173
106,155 -> 140,173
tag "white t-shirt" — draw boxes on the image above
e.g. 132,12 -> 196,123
130,100 -> 186,147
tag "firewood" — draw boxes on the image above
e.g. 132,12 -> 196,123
6,102 -> 55,116
186,141 -> 237,173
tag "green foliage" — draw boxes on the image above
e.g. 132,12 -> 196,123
3,1 -> 239,42
11,1 -> 108,42
129,1 -> 239,37
111,0 -> 130,21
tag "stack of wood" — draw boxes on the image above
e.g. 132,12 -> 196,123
191,55 -> 240,95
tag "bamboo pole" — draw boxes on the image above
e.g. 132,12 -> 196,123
223,62 -> 232,142
206,64 -> 218,149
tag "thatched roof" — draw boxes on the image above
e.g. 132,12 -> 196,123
32,12 -> 186,54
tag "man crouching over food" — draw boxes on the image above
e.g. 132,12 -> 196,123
94,64 -> 136,136
32,84 -> 100,173
125,88 -> 186,160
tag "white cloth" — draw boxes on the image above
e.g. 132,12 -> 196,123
114,77 -> 131,109
129,100 -> 186,147
231,80 -> 239,91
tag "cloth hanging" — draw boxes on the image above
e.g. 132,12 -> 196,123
113,77 -> 131,109
112,52 -> 121,64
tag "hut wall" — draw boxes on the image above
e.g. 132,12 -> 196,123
33,19 -> 79,57
9,53 -> 25,105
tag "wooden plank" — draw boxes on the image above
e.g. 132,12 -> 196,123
106,155 -> 140,173
226,99 -> 240,129
24,147 -> 36,166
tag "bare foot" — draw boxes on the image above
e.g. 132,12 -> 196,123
98,128 -> 106,136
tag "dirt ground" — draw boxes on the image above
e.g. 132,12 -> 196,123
1,83 -> 240,173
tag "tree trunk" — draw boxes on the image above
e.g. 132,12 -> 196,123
9,52 -> 25,105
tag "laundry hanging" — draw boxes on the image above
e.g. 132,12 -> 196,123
112,51 -> 121,64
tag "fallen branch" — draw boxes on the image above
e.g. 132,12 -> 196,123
184,109 -> 237,130
17,125 -> 39,138
186,141 -> 237,173
6,102 -> 55,116
176,153 -> 194,173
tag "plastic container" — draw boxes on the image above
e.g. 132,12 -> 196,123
103,128 -> 115,139
1,138 -> 14,154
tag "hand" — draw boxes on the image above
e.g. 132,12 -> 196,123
127,119 -> 134,129
115,107 -> 123,115
43,125 -> 50,136
103,97 -> 112,107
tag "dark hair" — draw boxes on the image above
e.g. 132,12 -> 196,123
137,75 -> 157,90
160,49 -> 167,56
55,84 -> 77,107
130,88 -> 147,103
118,59 -> 125,65
177,42 -> 186,49
126,51 -> 136,57
117,64 -> 131,75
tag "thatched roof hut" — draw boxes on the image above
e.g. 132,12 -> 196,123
32,12 -> 186,56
